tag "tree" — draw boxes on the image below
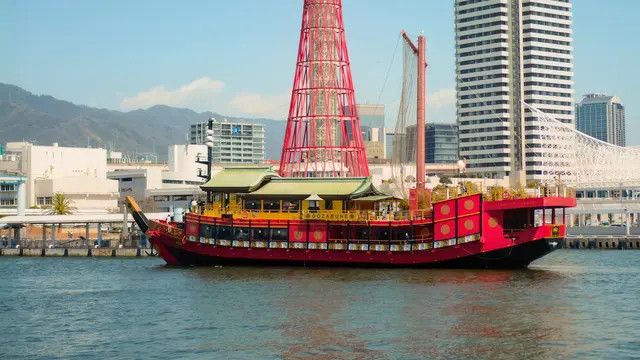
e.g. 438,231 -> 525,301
461,181 -> 480,194
484,186 -> 505,201
47,193 -> 76,215
439,175 -> 452,185
509,186 -> 528,199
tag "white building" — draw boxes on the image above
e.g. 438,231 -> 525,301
108,144 -> 213,211
455,0 -> 574,186
190,119 -> 265,163
2,142 -> 118,211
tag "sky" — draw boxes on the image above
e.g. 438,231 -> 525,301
1,0 -> 638,145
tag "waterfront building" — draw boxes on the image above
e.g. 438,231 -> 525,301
455,0 -> 574,186
190,119 -> 265,163
576,94 -> 626,146
0,172 -> 26,216
2,142 -> 118,211
108,144 -> 214,211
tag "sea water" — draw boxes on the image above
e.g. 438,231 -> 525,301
1,250 -> 638,359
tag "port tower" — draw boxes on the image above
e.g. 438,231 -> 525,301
279,0 -> 369,177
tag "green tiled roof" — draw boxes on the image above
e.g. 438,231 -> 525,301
352,195 -> 397,202
247,177 -> 382,199
201,166 -> 277,192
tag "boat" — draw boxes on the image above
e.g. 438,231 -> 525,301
125,168 -> 574,268
125,0 -> 576,268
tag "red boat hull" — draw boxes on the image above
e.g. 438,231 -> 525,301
148,225 -> 560,269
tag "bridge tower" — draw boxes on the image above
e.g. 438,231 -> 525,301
279,0 -> 369,177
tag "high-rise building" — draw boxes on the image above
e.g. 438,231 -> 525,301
357,104 -> 387,160
405,123 -> 460,164
455,0 -> 574,186
427,123 -> 459,163
190,119 -> 265,164
576,94 -> 626,146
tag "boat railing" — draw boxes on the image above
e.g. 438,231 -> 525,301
200,207 -> 433,222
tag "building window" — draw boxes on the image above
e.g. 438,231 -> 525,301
36,197 -> 53,206
0,184 -> 16,192
0,198 -> 16,206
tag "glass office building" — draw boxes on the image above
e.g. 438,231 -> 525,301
576,94 -> 626,146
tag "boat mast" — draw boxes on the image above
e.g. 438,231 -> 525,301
402,32 -> 427,206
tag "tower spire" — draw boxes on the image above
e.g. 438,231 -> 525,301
279,0 -> 369,177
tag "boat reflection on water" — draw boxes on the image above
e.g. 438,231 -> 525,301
188,266 -> 579,359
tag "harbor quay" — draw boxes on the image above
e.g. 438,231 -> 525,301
0,210 -> 167,257
0,247 -> 154,257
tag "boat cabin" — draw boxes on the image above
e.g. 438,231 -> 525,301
200,166 -> 401,221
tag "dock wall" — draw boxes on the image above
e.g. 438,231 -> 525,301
0,248 -> 154,257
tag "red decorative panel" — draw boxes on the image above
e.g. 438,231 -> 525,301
482,211 -> 504,239
308,223 -> 327,243
288,222 -> 327,243
457,194 -> 481,217
289,223 -> 306,242
434,199 -> 456,222
185,221 -> 199,237
434,219 -> 456,241
457,214 -> 480,237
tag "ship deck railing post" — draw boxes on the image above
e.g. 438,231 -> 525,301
454,198 -> 458,245
213,218 -> 217,246
306,220 -> 310,249
410,219 -> 414,247
325,220 -> 329,249
346,221 -> 350,249
267,219 -> 272,248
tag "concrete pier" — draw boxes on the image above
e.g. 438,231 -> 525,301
0,247 -> 154,257
564,236 -> 640,250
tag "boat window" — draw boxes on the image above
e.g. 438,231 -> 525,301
354,226 -> 369,240
264,201 -> 280,211
324,200 -> 333,210
282,201 -> 299,212
392,227 -> 413,241
271,228 -> 288,241
199,224 -> 209,238
245,200 -> 260,210
251,228 -> 269,240
235,228 -> 250,241
554,208 -> 564,224
534,209 -> 543,226
217,226 -> 233,240
328,224 -> 348,241
371,227 -> 390,241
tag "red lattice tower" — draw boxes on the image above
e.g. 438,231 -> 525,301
279,0 -> 369,178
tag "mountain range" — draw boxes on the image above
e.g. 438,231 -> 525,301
0,83 -> 286,160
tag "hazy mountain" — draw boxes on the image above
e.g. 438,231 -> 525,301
0,83 -> 286,160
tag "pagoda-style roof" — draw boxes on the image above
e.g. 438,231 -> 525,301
246,177 -> 383,199
200,166 -> 278,193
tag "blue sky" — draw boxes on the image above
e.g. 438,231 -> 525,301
1,0 -> 638,144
